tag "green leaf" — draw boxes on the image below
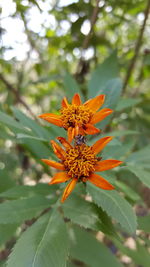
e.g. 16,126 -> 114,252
63,72 -> 82,99
16,133 -> 48,142
22,138 -> 54,159
0,224 -> 19,246
115,181 -> 141,202
62,193 -> 117,237
70,226 -> 123,267
114,240 -> 150,267
0,170 -> 15,193
7,209 -> 69,267
0,196 -> 53,224
126,165 -> 150,188
0,184 -> 58,199
126,144 -> 150,166
116,97 -> 141,111
0,111 -> 26,131
138,215 -> 150,232
87,183 -> 137,233
88,51 -> 119,98
12,108 -> 51,140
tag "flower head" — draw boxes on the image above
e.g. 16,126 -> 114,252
38,93 -> 113,142
42,136 -> 122,202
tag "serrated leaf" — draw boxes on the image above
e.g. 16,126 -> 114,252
87,183 -> 137,233
70,226 -> 123,267
62,193 -> 117,237
0,196 -> 54,224
126,165 -> 150,188
7,209 -> 69,267
0,184 -> 58,199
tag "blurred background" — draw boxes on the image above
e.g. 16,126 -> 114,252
0,0 -> 150,266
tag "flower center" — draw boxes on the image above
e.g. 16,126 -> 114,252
60,105 -> 93,129
63,144 -> 98,179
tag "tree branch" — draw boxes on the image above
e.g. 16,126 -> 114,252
0,73 -> 36,119
76,0 -> 100,75
123,0 -> 150,92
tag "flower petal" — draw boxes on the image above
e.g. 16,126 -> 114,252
88,173 -> 114,190
62,97 -> 69,108
49,172 -> 70,185
75,124 -> 79,136
61,178 -> 77,203
68,127 -> 74,142
50,140 -> 66,160
92,136 -> 113,155
84,95 -> 105,112
90,108 -> 113,124
78,127 -> 85,135
41,159 -> 65,170
84,124 -> 100,135
72,93 -> 82,106
57,137 -> 72,149
95,159 -> 123,172
38,113 -> 63,127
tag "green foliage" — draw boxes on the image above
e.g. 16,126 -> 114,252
0,196 -> 53,224
87,183 -> 137,233
7,209 -> 69,267
0,0 -> 150,265
70,226 -> 123,267
62,193 -> 117,238
88,52 -> 119,98
0,184 -> 58,199
0,224 -> 19,246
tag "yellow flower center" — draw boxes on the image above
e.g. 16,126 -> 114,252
63,144 -> 98,179
60,105 -> 93,129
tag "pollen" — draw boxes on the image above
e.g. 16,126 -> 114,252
63,144 -> 98,179
60,105 -> 93,129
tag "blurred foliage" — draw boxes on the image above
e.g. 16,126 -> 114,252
0,0 -> 150,266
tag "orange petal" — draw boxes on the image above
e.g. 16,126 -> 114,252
90,108 -> 113,124
84,95 -> 105,112
61,178 -> 77,203
62,97 -> 69,108
78,127 -> 85,135
49,172 -> 70,185
68,127 -> 75,142
75,125 -> 79,136
72,93 -> 82,106
57,137 -> 72,149
38,113 -> 63,127
84,124 -> 100,135
50,140 -> 66,160
89,173 -> 114,190
92,136 -> 113,155
95,159 -> 123,172
41,159 -> 65,170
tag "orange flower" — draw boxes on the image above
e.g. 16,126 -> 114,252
42,136 -> 123,203
38,93 -> 113,142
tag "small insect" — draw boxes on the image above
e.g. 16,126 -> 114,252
75,134 -> 86,145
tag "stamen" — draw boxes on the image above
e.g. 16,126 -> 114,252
63,144 -> 98,179
60,105 -> 93,129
